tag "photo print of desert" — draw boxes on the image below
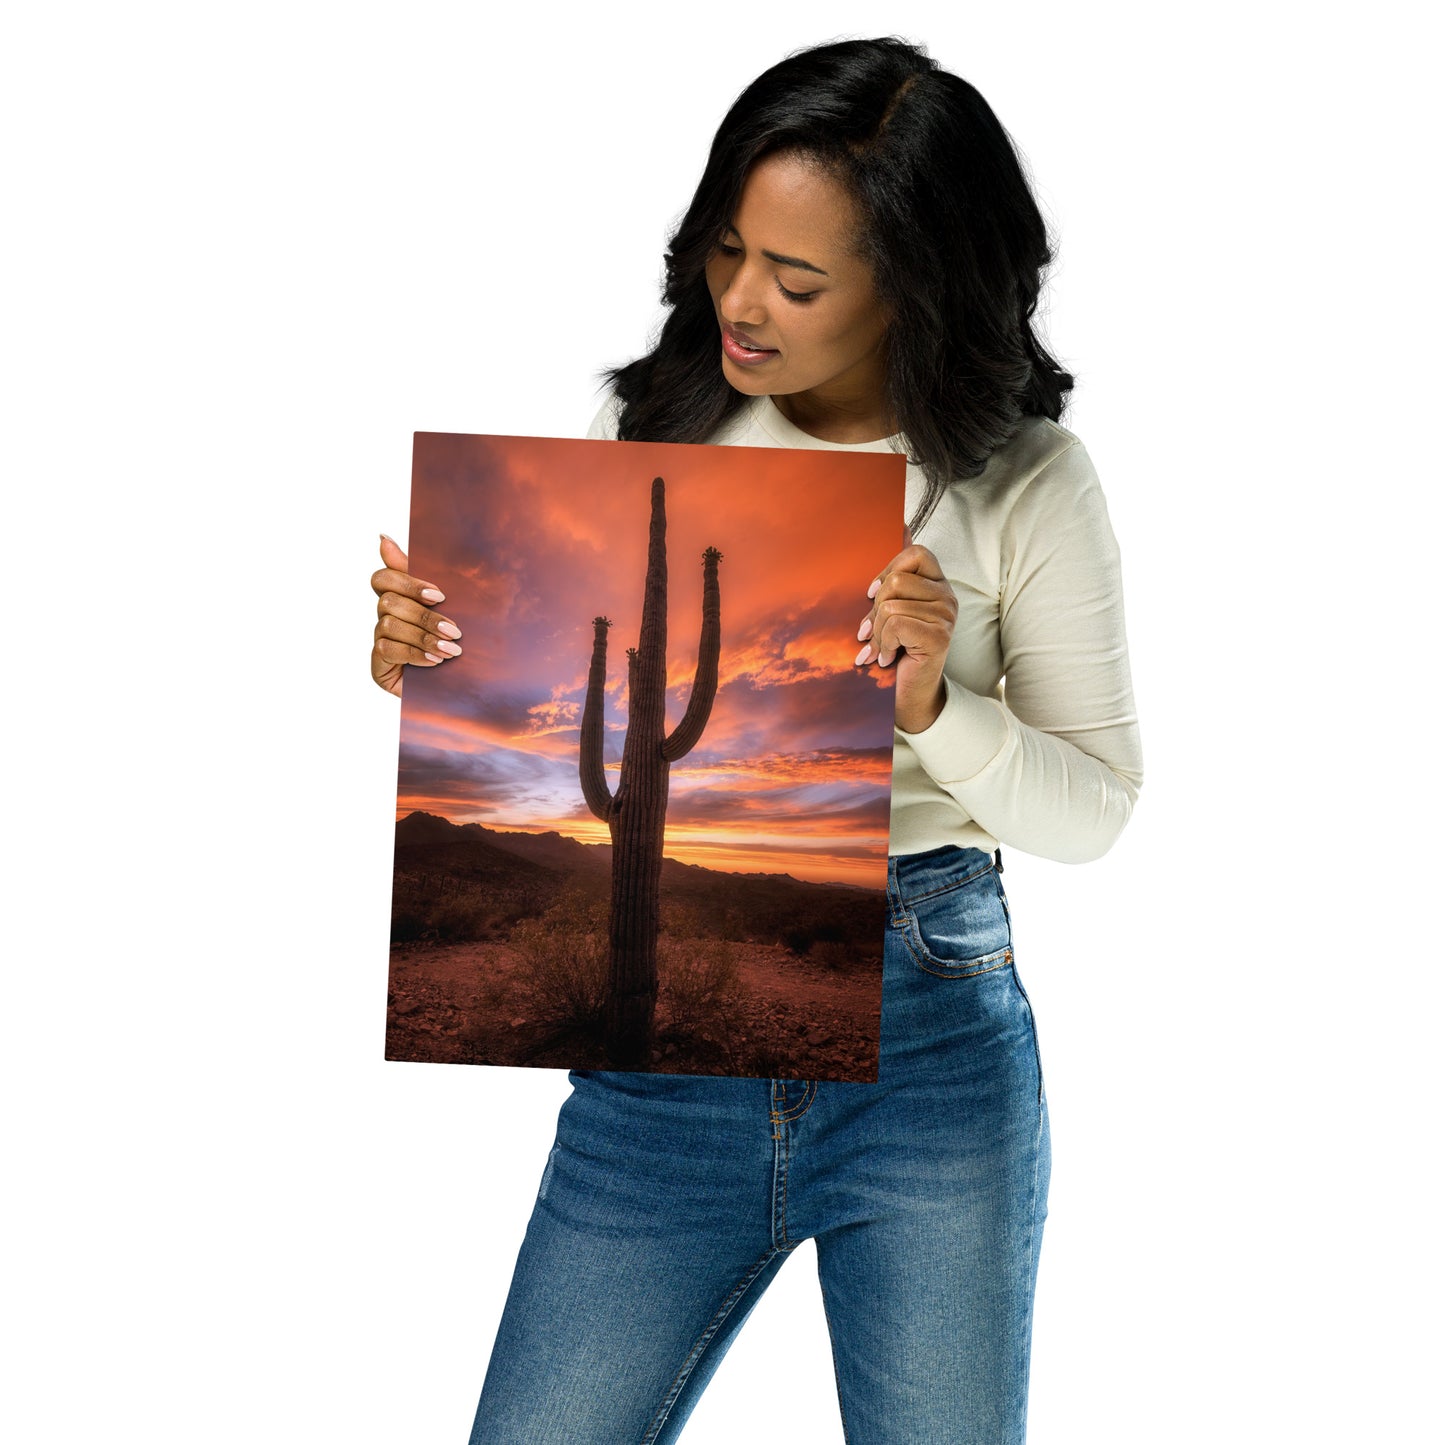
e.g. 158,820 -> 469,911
388,432 -> 906,1079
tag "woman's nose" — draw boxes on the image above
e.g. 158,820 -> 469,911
719,265 -> 768,327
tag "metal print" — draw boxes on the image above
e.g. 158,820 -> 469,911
387,432 -> 905,1079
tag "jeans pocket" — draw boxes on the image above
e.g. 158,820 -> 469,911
900,864 -> 1014,979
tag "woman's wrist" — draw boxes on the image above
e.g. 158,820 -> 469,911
895,679 -> 948,735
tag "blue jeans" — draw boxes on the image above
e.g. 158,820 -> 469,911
469,845 -> 1050,1443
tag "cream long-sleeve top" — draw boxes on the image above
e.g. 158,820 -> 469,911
587,393 -> 1144,865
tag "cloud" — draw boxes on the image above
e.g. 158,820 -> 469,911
663,783 -> 890,834
524,698 -> 581,735
396,741 -> 554,811
672,745 -> 893,787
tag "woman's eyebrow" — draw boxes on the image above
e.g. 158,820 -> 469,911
764,250 -> 828,276
723,225 -> 829,276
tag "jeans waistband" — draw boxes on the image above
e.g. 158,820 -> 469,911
887,844 -> 998,912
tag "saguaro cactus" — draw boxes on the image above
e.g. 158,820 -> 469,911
579,476 -> 722,1066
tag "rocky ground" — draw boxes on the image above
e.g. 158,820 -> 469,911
385,938 -> 883,1081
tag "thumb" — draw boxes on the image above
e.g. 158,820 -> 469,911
379,532 -> 409,572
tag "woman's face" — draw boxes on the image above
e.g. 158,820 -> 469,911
704,152 -> 891,432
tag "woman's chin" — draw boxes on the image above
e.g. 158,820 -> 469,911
720,360 -> 775,395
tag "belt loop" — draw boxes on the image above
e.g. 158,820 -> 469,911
993,847 -> 1003,874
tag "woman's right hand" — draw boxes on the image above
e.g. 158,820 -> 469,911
370,534 -> 463,697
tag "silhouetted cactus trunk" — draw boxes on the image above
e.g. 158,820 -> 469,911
578,477 -> 722,1066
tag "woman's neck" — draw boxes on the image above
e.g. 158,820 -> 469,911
770,388 -> 897,444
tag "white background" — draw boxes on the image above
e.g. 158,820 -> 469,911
5,2 -> 1439,1440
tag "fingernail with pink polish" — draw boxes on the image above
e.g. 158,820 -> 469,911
424,651 -> 444,663
421,587 -> 445,602
856,617 -> 873,642
867,578 -> 882,599
437,620 -> 462,639
854,644 -> 873,666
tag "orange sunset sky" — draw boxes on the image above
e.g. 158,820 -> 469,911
397,432 -> 907,887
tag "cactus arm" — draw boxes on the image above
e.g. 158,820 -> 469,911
579,615 -> 615,821
662,546 -> 722,762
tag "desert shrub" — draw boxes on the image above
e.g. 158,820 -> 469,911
658,937 -> 741,1036
508,893 -> 610,1031
391,911 -> 428,943
734,1039 -> 796,1081
428,894 -> 504,942
660,902 -> 707,938
782,914 -> 854,956
781,927 -> 815,957
808,940 -> 858,972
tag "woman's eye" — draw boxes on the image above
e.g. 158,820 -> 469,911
714,239 -> 815,302
776,279 -> 818,304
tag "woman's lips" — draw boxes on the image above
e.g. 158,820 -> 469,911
721,324 -> 779,366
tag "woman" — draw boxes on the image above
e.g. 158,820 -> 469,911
371,37 -> 1142,1443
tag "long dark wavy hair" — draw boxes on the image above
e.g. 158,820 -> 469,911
604,36 -> 1074,531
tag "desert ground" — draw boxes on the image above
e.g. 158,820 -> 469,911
386,934 -> 882,1080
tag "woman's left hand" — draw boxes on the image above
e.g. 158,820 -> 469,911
855,542 -> 958,734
